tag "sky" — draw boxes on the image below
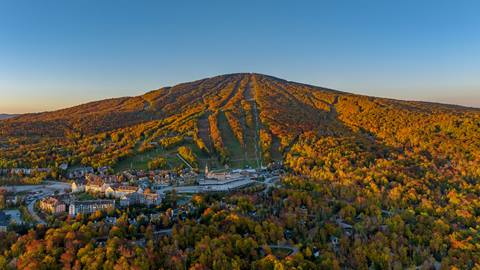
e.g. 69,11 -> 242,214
1,0 -> 480,113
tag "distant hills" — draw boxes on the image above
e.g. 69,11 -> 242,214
0,114 -> 18,120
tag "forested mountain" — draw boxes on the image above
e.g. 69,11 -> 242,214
1,73 -> 479,171
1,74 -> 479,269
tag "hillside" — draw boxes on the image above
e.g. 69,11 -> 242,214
1,73 -> 479,171
1,73 -> 480,268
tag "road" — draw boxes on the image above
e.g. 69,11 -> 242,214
257,176 -> 280,194
2,180 -> 70,193
3,180 -> 70,225
27,192 -> 50,225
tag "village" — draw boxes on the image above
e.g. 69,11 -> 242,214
1,162 -> 283,230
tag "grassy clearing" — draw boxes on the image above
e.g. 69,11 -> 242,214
216,112 -> 258,168
114,147 -> 178,171
270,135 -> 284,161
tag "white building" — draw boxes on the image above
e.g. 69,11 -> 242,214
69,200 -> 115,216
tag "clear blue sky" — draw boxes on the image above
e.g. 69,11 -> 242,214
1,0 -> 480,113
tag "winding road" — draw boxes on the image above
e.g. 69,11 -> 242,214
4,181 -> 70,225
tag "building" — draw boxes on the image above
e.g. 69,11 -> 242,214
143,190 -> 162,206
85,176 -> 110,194
204,164 -> 243,182
113,186 -> 140,199
39,197 -> 66,214
67,167 -> 94,179
120,193 -> 143,207
71,179 -> 86,193
59,163 -> 69,171
0,211 -> 10,232
69,200 -> 115,216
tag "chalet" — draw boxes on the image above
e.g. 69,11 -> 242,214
69,200 -> 115,216
39,197 -> 66,214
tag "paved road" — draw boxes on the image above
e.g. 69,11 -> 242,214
257,176 -> 280,194
2,180 -> 70,193
27,191 -> 51,225
3,180 -> 70,225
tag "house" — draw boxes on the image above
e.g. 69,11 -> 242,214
69,200 -> 115,216
59,163 -> 69,170
0,211 -> 10,232
71,179 -> 86,193
39,197 -> 66,214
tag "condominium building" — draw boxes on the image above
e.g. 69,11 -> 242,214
68,200 -> 115,216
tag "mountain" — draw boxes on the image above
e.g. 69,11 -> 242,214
2,73 -> 480,268
0,114 -> 18,120
0,73 -> 479,170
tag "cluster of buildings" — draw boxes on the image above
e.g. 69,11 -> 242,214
37,163 -> 275,218
0,210 -> 23,232
71,174 -> 163,206
39,197 -> 66,214
0,168 -> 51,176
38,194 -> 116,216
0,188 -> 21,209
0,211 -> 10,232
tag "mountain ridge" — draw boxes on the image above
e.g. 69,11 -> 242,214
1,73 -> 479,171
3,73 -> 478,123
0,114 -> 18,120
